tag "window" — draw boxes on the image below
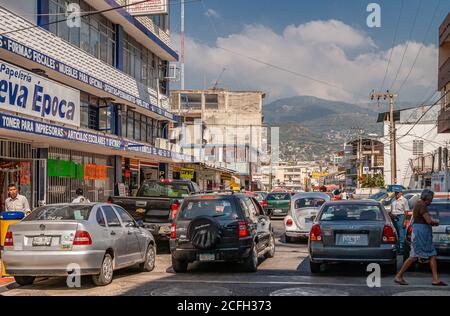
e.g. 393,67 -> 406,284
180,199 -> 237,220
244,198 -> 259,219
141,116 -> 147,143
127,111 -> 135,139
114,206 -> 136,227
413,140 -> 424,156
102,206 -> 122,227
205,94 -> 219,110
135,113 -> 141,141
96,209 -> 106,227
319,205 -> 384,222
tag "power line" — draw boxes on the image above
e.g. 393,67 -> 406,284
0,0 -> 202,37
388,0 -> 422,91
395,0 -> 442,94
379,0 -> 404,91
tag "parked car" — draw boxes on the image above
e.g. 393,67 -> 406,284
170,192 -> 275,273
308,200 -> 398,274
264,192 -> 291,218
404,198 -> 450,263
111,180 -> 201,240
254,191 -> 268,208
2,203 -> 156,286
284,192 -> 330,243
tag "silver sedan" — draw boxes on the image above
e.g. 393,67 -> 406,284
3,203 -> 156,286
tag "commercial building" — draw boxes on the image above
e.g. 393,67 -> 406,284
438,12 -> 450,134
170,88 -> 265,190
260,162 -> 322,191
0,1 -> 191,208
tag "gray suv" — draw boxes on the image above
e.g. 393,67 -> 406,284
170,192 -> 276,273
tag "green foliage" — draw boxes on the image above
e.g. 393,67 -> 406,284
361,174 -> 385,188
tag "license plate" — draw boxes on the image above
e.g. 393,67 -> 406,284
336,234 -> 368,246
274,209 -> 283,213
32,236 -> 52,247
434,234 -> 450,243
199,253 -> 215,262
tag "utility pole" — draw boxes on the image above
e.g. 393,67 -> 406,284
371,91 -> 398,185
180,0 -> 185,90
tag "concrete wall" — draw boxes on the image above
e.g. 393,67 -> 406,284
0,0 -> 36,23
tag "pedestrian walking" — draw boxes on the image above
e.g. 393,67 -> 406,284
5,183 -> 31,216
389,189 -> 409,255
72,188 -> 91,204
394,189 -> 447,286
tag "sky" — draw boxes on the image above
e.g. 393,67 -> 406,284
169,0 -> 450,105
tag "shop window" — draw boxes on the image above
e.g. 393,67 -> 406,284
135,113 -> 141,141
127,111 -> 135,139
141,116 -> 147,143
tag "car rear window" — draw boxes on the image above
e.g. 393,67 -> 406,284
137,181 -> 191,198
179,199 -> 238,220
267,193 -> 290,200
428,203 -> 450,225
24,205 -> 93,221
320,204 -> 385,221
295,198 -> 326,209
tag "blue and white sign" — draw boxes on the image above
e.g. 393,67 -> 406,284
0,60 -> 80,127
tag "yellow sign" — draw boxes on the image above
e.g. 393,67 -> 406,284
180,168 -> 195,180
312,172 -> 329,179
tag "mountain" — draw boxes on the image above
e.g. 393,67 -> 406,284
263,96 -> 382,161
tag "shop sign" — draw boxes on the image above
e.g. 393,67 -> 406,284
48,159 -> 84,179
0,60 -> 80,127
127,0 -> 168,16
312,172 -> 329,179
84,165 -> 108,181
180,168 -> 195,180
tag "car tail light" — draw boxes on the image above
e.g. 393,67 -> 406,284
310,224 -> 322,241
170,224 -> 177,239
238,221 -> 250,238
261,200 -> 268,208
4,231 -> 13,246
382,225 -> 397,244
73,230 -> 92,246
406,225 -> 413,242
286,219 -> 293,227
170,201 -> 181,221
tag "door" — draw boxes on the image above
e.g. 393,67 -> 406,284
102,205 -> 128,267
240,197 -> 262,251
249,197 -> 271,250
114,206 -> 143,263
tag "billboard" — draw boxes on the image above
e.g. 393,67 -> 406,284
127,0 -> 168,16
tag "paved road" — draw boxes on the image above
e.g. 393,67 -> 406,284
2,220 -> 450,296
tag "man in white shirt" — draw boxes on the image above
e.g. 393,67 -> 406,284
72,188 -> 91,204
390,189 -> 410,255
5,183 -> 31,215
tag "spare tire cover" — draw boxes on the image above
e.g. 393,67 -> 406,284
188,216 -> 223,250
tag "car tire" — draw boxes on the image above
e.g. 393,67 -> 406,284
14,276 -> 35,286
243,246 -> 258,272
172,257 -> 188,273
139,244 -> 156,272
92,253 -> 114,286
310,261 -> 322,274
264,235 -> 276,259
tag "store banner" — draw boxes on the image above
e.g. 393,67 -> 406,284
84,165 -> 108,181
0,60 -> 80,127
127,0 -> 168,16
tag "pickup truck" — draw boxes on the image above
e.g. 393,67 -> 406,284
111,180 -> 201,239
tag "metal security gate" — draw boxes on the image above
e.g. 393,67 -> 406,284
47,148 -> 114,204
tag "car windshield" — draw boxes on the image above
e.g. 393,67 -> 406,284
320,204 -> 385,221
295,198 -> 326,209
137,181 -> 191,198
179,199 -> 238,220
24,205 -> 93,221
267,193 -> 290,201
428,203 -> 450,225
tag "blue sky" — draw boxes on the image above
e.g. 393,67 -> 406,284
168,0 -> 450,104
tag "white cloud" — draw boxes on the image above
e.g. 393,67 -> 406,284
173,20 -> 438,104
204,8 -> 220,19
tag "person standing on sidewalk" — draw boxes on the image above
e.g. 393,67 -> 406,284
395,189 -> 447,286
72,188 -> 91,204
5,183 -> 31,216
389,189 -> 409,255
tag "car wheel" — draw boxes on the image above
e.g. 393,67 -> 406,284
14,276 -> 35,286
172,257 -> 188,273
139,244 -> 156,272
243,246 -> 258,272
310,261 -> 322,274
92,253 -> 114,286
265,235 -> 276,259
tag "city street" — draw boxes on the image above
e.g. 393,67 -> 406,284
2,220 -> 450,297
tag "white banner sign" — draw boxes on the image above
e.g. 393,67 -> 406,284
127,0 -> 168,16
0,60 -> 80,127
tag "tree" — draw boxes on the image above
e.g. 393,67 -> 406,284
362,174 -> 385,188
